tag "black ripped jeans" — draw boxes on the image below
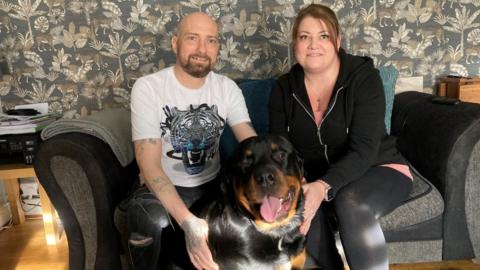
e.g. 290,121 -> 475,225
306,166 -> 413,270
122,180 -> 218,270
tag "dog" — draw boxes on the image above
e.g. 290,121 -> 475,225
164,135 -> 306,270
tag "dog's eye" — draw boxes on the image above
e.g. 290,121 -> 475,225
274,151 -> 287,162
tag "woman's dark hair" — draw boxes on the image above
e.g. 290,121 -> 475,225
292,4 -> 341,50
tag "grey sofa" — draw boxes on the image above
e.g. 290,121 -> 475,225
33,82 -> 480,269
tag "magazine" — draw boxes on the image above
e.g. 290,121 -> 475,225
0,112 -> 60,135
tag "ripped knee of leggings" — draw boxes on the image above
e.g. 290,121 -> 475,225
129,232 -> 154,247
128,214 -> 171,247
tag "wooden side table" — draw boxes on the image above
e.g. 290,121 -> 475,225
0,163 -> 60,245
438,76 -> 480,103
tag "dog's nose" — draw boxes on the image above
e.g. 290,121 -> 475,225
255,172 -> 275,187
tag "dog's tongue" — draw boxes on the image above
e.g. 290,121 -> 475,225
260,196 -> 282,223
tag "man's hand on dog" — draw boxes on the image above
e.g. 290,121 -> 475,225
181,215 -> 219,270
300,179 -> 327,234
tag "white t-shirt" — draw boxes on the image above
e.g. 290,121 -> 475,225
131,67 -> 251,187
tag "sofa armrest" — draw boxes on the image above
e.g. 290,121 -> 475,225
34,133 -> 137,270
391,91 -> 480,260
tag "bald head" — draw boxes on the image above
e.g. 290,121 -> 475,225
171,12 -> 220,82
176,12 -> 219,36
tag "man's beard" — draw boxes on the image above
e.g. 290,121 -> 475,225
181,54 -> 213,78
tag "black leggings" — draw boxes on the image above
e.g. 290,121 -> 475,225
306,166 -> 413,270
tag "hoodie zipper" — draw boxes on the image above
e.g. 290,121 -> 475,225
292,86 -> 344,164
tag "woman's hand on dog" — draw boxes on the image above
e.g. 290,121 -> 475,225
181,215 -> 219,270
300,179 -> 327,235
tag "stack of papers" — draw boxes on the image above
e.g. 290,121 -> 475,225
0,112 -> 61,135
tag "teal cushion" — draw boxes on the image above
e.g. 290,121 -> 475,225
219,79 -> 275,161
378,65 -> 399,134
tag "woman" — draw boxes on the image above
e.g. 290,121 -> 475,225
269,4 -> 413,270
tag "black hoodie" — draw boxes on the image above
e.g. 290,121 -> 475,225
269,48 -> 405,198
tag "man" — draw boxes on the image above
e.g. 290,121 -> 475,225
127,12 -> 256,270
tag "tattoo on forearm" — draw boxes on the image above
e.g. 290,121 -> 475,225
150,176 -> 174,193
135,138 -> 159,155
135,141 -> 145,155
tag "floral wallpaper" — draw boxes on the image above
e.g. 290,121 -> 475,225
0,0 -> 479,117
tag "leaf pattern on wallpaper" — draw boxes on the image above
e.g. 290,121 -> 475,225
67,0 -> 99,26
62,22 -> 89,50
443,6 -> 480,55
10,0 -> 44,42
0,0 -> 479,117
100,32 -> 135,81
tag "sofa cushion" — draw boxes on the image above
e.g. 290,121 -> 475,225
378,65 -> 398,134
380,165 -> 444,241
220,79 -> 275,161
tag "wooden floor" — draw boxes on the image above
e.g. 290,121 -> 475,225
0,219 -> 478,270
390,260 -> 480,270
0,218 -> 68,270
